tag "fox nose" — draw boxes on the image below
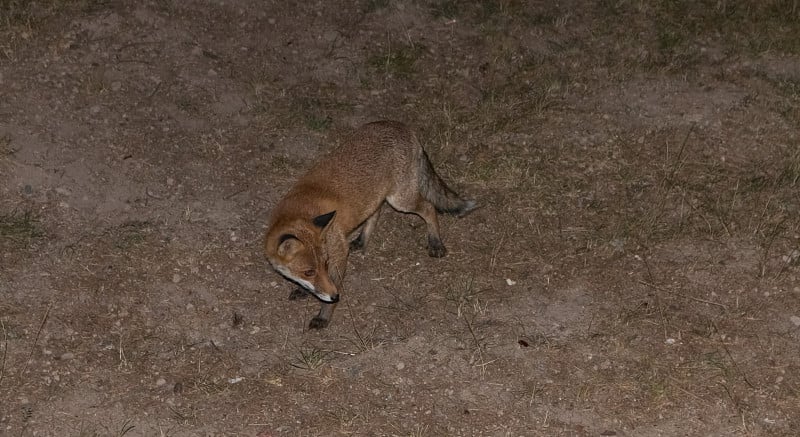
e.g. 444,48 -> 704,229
312,291 -> 339,304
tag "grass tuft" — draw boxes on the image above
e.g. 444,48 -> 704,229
0,135 -> 14,158
0,210 -> 43,245
291,96 -> 337,132
409,424 -> 429,437
347,312 -> 384,353
364,0 -> 389,13
369,43 -> 425,79
1,0 -> 101,29
444,276 -> 485,318
117,419 -> 135,437
305,113 -> 332,131
430,0 -> 459,19
777,147 -> 800,187
112,220 -> 151,250
292,346 -> 328,370
1,0 -> 35,28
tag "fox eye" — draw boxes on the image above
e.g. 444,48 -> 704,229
303,269 -> 316,278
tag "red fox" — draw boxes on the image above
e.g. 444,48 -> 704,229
264,121 -> 477,329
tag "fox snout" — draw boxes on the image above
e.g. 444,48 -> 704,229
272,264 -> 339,303
307,279 -> 339,303
314,291 -> 340,304
297,284 -> 338,303
285,275 -> 340,303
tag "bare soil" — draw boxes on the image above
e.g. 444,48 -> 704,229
2,1 -> 800,436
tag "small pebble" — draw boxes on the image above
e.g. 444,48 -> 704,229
322,30 -> 338,42
790,315 -> 800,327
395,362 -> 405,370
156,378 -> 167,386
172,273 -> 181,283
60,352 -> 75,360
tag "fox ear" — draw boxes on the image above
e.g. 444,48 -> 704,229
312,211 -> 336,229
277,234 -> 302,257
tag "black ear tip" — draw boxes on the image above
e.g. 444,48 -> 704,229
312,210 -> 336,228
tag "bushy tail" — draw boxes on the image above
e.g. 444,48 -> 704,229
418,149 -> 478,217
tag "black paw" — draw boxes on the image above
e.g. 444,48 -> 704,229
288,288 -> 310,300
309,317 -> 329,330
427,236 -> 447,258
349,233 -> 365,251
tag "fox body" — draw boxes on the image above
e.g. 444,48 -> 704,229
264,121 -> 476,329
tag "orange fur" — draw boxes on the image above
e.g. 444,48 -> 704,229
265,121 -> 476,329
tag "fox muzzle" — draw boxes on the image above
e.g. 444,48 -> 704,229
311,291 -> 340,304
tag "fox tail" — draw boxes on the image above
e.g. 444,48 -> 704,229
417,149 -> 478,217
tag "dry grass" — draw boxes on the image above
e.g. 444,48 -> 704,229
1,0 -> 75,28
0,319 -> 8,389
292,346 -> 329,370
2,0 -> 800,435
0,135 -> 13,159
110,220 -> 152,250
369,42 -> 425,79
0,210 -> 43,246
345,311 -> 385,353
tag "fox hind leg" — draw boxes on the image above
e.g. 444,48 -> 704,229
349,209 -> 381,252
417,200 -> 447,258
387,194 -> 447,258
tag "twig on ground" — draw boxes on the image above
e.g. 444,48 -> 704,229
667,375 -> 707,404
712,322 -> 755,389
462,313 -> 494,375
663,124 -> 694,187
19,301 -> 53,378
223,187 -> 247,200
0,319 -> 8,387
638,280 -> 728,310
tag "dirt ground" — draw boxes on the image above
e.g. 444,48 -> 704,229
1,0 -> 799,435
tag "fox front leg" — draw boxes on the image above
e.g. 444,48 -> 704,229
309,231 -> 349,330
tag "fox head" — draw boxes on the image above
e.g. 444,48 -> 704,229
265,210 -> 340,303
